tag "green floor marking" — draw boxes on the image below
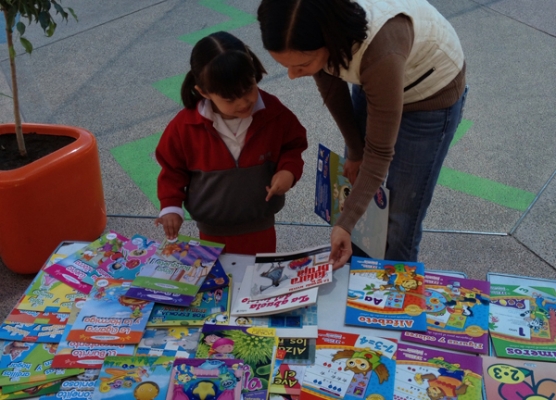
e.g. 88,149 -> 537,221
152,74 -> 184,106
178,0 -> 256,45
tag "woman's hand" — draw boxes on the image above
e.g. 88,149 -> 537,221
155,213 -> 184,240
329,225 -> 352,270
343,158 -> 362,185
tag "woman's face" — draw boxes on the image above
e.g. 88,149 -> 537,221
269,48 -> 330,79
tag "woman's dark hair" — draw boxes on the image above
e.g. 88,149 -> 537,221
257,0 -> 367,75
181,31 -> 266,109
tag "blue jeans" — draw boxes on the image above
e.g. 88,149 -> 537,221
351,84 -> 468,261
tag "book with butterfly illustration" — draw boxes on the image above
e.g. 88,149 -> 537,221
249,245 -> 333,301
345,256 -> 427,331
300,329 -> 397,400
401,272 -> 490,354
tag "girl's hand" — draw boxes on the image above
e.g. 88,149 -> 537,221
266,170 -> 295,201
329,226 -> 352,270
343,158 -> 362,185
154,213 -> 184,240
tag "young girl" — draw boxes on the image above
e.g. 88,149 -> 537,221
154,31 -> 308,255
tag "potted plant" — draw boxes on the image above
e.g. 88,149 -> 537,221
0,1 -> 106,274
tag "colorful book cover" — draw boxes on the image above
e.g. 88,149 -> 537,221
52,300 -> 135,369
314,143 -> 388,259
0,341 -> 83,386
125,235 -> 225,307
147,278 -> 231,327
270,348 -> 305,396
401,272 -> 490,354
66,278 -> 154,344
0,322 -> 65,343
231,263 -> 318,317
230,305 -> 319,339
91,355 -> 173,400
250,245 -> 333,301
196,325 -> 278,400
482,355 -> 556,400
44,231 -> 129,294
277,338 -> 316,365
300,329 -> 397,400
0,379 -> 62,399
394,343 -> 483,400
168,358 -> 244,400
199,259 -> 230,292
136,327 -> 201,358
345,257 -> 427,331
4,309 -> 69,326
487,272 -> 556,362
97,234 -> 159,280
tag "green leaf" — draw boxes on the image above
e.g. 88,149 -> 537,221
52,2 -> 68,20
16,21 -> 25,36
19,37 -> 33,54
38,11 -> 50,31
46,20 -> 56,37
68,7 -> 78,22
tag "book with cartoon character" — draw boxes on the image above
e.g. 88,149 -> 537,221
345,257 -> 427,331
147,277 -> 231,327
168,358 -> 244,400
249,245 -> 333,301
401,272 -> 490,354
314,143 -> 389,259
300,329 -> 397,400
136,327 -> 201,358
394,343 -> 483,400
487,272 -> 556,362
198,259 -> 230,292
482,355 -> 556,400
91,355 -> 173,400
196,325 -> 278,400
66,278 -> 154,344
125,235 -> 225,307
44,231 -> 129,294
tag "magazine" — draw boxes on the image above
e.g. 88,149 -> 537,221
167,358 -> 244,400
314,144 -> 389,259
249,245 -> 333,301
394,343 -> 484,400
91,355 -> 173,400
401,272 -> 490,354
487,272 -> 556,362
66,278 -> 154,344
125,235 -> 225,307
147,278 -> 231,327
44,231 -> 129,294
231,263 -> 318,318
196,325 -> 278,400
345,257 -> 427,331
300,329 -> 397,400
482,355 -> 556,399
136,327 -> 201,358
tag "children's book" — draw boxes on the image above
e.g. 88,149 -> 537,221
52,300 -> 135,369
314,144 -> 389,259
250,245 -> 333,301
394,343 -> 483,400
487,272 -> 556,362
0,341 -> 83,387
199,259 -> 230,292
97,234 -> 159,280
196,325 -> 278,400
0,322 -> 65,343
147,278 -> 231,327
38,369 -> 100,400
270,348 -> 305,397
278,338 -> 316,365
230,305 -> 319,339
167,358 -> 244,400
91,355 -> 173,400
125,235 -> 225,307
345,257 -> 427,331
4,309 -> 69,326
0,378 -> 62,399
231,263 -> 318,317
136,327 -> 201,358
482,355 -> 556,400
66,278 -> 154,345
300,329 -> 397,400
401,272 -> 490,354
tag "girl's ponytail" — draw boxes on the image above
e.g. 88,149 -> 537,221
181,71 -> 202,109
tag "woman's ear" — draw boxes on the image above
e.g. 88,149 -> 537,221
194,85 -> 210,100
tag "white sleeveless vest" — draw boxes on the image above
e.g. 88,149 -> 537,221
325,0 -> 465,104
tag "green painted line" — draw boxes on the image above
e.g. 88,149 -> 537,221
178,0 -> 256,45
450,118 -> 473,148
152,74 -> 184,106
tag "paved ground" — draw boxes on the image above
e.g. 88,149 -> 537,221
1,0 -> 555,321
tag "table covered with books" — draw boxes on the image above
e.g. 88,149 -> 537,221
1,233 -> 556,400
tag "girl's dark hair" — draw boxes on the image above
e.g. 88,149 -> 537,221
181,31 -> 267,109
257,0 -> 367,75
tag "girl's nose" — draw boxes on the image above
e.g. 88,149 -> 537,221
288,68 -> 301,79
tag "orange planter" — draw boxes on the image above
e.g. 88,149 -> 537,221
0,123 -> 107,274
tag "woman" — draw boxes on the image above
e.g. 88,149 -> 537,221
258,0 -> 468,269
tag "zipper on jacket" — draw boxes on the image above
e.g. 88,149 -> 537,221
404,68 -> 435,92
